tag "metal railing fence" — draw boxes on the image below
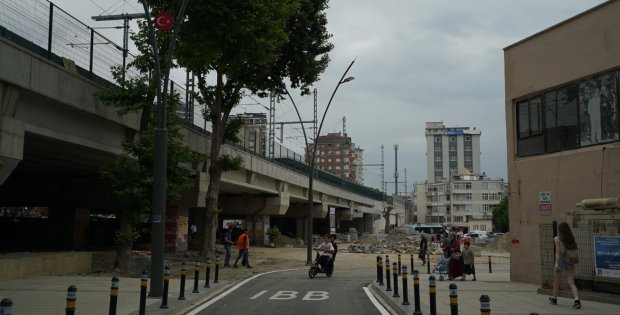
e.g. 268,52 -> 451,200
0,0 -> 136,84
539,222 -> 620,296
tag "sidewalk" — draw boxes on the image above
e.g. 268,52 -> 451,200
370,263 -> 620,315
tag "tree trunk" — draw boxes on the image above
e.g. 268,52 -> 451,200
200,129 -> 224,259
114,212 -> 133,275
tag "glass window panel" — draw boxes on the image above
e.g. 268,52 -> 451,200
529,97 -> 541,135
518,101 -> 529,139
545,84 -> 579,152
580,71 -> 619,146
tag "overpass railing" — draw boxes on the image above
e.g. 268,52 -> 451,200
0,0 -> 136,86
0,0 -> 387,202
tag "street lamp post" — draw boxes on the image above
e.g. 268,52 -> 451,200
286,59 -> 356,264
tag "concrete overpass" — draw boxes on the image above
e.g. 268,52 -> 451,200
0,33 -> 407,251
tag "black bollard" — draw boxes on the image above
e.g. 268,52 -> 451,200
488,256 -> 492,274
410,254 -> 414,274
109,276 -> 119,315
65,285 -> 77,315
480,295 -> 491,315
376,256 -> 381,283
204,259 -> 211,288
449,283 -> 458,315
427,254 -> 431,274
401,266 -> 410,305
392,262 -> 400,298
178,262 -> 187,300
1,298 -> 14,315
192,260 -> 200,293
378,257 -> 384,286
413,271 -> 422,315
160,265 -> 171,309
214,256 -> 220,283
139,271 -> 148,315
385,255 -> 391,291
429,275 -> 437,315
398,254 -> 402,276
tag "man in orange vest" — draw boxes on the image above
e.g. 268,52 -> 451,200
233,228 -> 253,268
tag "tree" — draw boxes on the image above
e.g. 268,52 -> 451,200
492,196 -> 509,232
98,17 -> 202,273
157,0 -> 334,257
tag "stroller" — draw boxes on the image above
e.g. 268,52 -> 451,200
432,257 -> 450,281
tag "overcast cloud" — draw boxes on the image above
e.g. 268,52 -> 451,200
54,0 -> 607,194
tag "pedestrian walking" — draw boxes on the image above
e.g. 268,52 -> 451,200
234,228 -> 253,268
549,222 -> 581,309
223,225 -> 234,267
461,241 -> 476,281
418,231 -> 428,266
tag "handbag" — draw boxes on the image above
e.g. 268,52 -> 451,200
565,249 -> 579,264
452,252 -> 462,260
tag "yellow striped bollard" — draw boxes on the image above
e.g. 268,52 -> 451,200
429,275 -> 436,315
480,295 -> 491,315
109,276 -> 119,315
449,283 -> 458,315
65,285 -> 77,315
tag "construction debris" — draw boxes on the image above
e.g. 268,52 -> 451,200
342,229 -> 441,254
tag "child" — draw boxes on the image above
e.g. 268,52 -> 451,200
462,241 -> 476,281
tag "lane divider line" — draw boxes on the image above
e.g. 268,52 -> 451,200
363,286 -> 391,315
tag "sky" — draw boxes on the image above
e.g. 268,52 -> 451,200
50,0 -> 607,194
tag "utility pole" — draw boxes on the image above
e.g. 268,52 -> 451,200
394,144 -> 399,196
91,13 -> 147,82
342,116 -> 346,180
268,93 -> 276,158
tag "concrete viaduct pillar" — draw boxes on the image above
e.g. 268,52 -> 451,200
0,82 -> 23,185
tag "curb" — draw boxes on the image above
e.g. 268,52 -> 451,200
368,282 -> 406,315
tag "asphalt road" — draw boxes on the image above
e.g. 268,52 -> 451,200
186,267 -> 387,315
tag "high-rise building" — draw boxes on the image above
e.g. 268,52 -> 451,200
413,122 -> 506,232
309,132 -> 364,183
234,112 -> 267,155
425,122 -> 481,183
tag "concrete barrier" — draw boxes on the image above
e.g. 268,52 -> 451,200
0,252 -> 92,281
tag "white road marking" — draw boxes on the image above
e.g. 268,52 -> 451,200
302,291 -> 329,300
249,290 -> 268,299
363,286 -> 391,315
186,268 -> 301,315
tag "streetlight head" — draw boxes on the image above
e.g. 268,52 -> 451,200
341,76 -> 355,84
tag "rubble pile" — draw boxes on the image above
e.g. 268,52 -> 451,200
345,229 -> 441,254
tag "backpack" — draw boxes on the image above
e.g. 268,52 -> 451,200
565,249 -> 579,264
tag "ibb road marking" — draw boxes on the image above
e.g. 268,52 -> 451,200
262,290 -> 330,301
250,290 -> 268,299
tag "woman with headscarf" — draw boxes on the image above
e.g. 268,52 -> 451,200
447,233 -> 464,280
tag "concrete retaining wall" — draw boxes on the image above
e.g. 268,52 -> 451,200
0,252 -> 92,281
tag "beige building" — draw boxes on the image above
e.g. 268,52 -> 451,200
504,1 -> 620,284
413,174 -> 505,231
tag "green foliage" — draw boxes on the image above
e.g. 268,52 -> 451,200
492,196 -> 509,232
114,230 -> 141,246
98,11 -> 204,224
218,154 -> 244,172
268,226 -> 281,241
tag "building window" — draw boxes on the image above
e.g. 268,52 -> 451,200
449,146 -> 456,151
435,156 -> 441,161
466,204 -> 472,212
466,193 -> 472,201
465,182 -> 472,189
464,156 -> 472,161
435,146 -> 441,152
435,136 -> 441,142
516,70 -> 619,156
464,145 -> 471,151
465,136 -> 471,141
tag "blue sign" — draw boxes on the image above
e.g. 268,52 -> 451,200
594,236 -> 620,278
444,130 -> 464,135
